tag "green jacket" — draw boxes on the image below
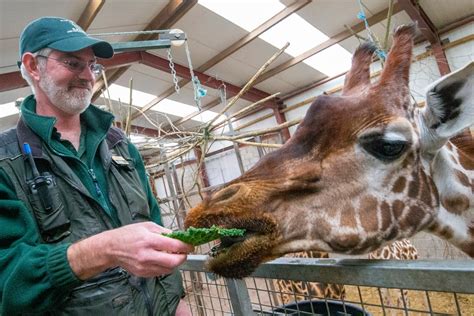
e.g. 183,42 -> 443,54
0,95 -> 184,315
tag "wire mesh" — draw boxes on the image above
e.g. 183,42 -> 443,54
182,273 -> 474,315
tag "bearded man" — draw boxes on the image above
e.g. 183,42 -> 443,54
0,17 -> 193,315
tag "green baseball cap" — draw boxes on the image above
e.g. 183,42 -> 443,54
19,16 -> 114,62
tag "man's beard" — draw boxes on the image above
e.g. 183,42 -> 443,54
38,71 -> 92,115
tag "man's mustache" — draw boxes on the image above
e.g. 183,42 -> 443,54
70,79 -> 92,91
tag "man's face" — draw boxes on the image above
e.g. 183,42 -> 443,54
37,48 -> 97,115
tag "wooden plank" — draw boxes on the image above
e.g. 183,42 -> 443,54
77,0 -> 106,30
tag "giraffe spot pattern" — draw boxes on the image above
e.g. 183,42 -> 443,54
380,201 -> 392,231
392,200 -> 405,219
392,176 -> 407,193
340,204 -> 357,228
441,195 -> 470,214
359,195 -> 378,232
455,169 -> 471,188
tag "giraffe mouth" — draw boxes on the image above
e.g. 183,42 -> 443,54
186,214 -> 281,278
209,233 -> 254,257
205,231 -> 281,279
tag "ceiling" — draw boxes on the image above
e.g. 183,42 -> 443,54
1,0 -> 472,135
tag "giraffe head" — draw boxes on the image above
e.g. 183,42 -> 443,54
185,25 -> 474,278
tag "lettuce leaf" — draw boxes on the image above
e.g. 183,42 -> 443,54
163,225 -> 246,246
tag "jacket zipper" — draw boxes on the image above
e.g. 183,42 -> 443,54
88,168 -> 103,197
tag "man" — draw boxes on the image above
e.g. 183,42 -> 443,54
0,17 -> 194,315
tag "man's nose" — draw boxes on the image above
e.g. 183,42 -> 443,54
78,65 -> 95,82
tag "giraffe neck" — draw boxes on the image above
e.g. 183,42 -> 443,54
425,137 -> 474,256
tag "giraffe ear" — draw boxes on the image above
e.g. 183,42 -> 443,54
420,61 -> 473,149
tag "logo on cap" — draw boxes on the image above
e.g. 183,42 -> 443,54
60,19 -> 86,35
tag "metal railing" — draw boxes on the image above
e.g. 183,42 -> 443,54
180,255 -> 474,315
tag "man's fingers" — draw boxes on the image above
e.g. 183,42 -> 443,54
157,234 -> 195,253
145,251 -> 188,269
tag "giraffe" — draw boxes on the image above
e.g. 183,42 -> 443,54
367,239 -> 418,311
272,251 -> 346,304
184,24 -> 474,280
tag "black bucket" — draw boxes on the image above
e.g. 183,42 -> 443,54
267,299 -> 371,316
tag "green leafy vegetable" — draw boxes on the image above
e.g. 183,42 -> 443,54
163,225 -> 246,246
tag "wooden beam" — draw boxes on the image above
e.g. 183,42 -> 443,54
398,0 -> 438,44
398,0 -> 450,75
137,0 -> 197,41
437,14 -> 474,35
77,0 -> 106,30
93,0 -> 197,100
274,104 -> 290,143
99,51 -> 142,69
0,71 -> 27,92
254,4 -> 401,84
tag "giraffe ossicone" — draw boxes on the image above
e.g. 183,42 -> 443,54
185,25 -> 474,279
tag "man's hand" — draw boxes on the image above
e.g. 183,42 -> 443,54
67,222 -> 194,280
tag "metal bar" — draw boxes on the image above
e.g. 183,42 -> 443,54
181,255 -> 474,294
111,39 -> 172,52
225,278 -> 254,316
163,160 -> 180,225
170,164 -> 185,229
226,115 -> 245,175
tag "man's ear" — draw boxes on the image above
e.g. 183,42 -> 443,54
419,61 -> 473,153
21,53 -> 42,81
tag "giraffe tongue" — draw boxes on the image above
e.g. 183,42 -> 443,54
209,234 -> 251,257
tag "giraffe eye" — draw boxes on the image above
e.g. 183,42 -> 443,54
359,136 -> 408,161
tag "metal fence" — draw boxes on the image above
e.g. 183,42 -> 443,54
180,255 -> 474,315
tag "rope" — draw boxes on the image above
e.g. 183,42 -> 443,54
356,0 -> 387,60
184,41 -> 207,110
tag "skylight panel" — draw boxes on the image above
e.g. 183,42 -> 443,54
106,84 -> 156,107
153,99 -> 214,122
200,1 -> 353,77
105,84 -> 221,123
199,0 -> 284,31
259,13 -> 329,56
304,45 -> 353,76
0,102 -> 19,118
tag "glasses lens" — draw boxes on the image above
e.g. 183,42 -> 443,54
91,64 -> 104,76
65,60 -> 84,72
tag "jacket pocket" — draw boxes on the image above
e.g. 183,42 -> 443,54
52,268 -> 135,316
27,172 -> 70,242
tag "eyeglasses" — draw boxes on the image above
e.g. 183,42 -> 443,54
36,55 -> 104,76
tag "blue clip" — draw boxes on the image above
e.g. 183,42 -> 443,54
357,11 -> 366,20
197,87 -> 207,97
376,49 -> 387,61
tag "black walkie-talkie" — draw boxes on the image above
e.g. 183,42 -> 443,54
23,143 -> 70,242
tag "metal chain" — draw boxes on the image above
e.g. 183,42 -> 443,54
167,48 -> 180,94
